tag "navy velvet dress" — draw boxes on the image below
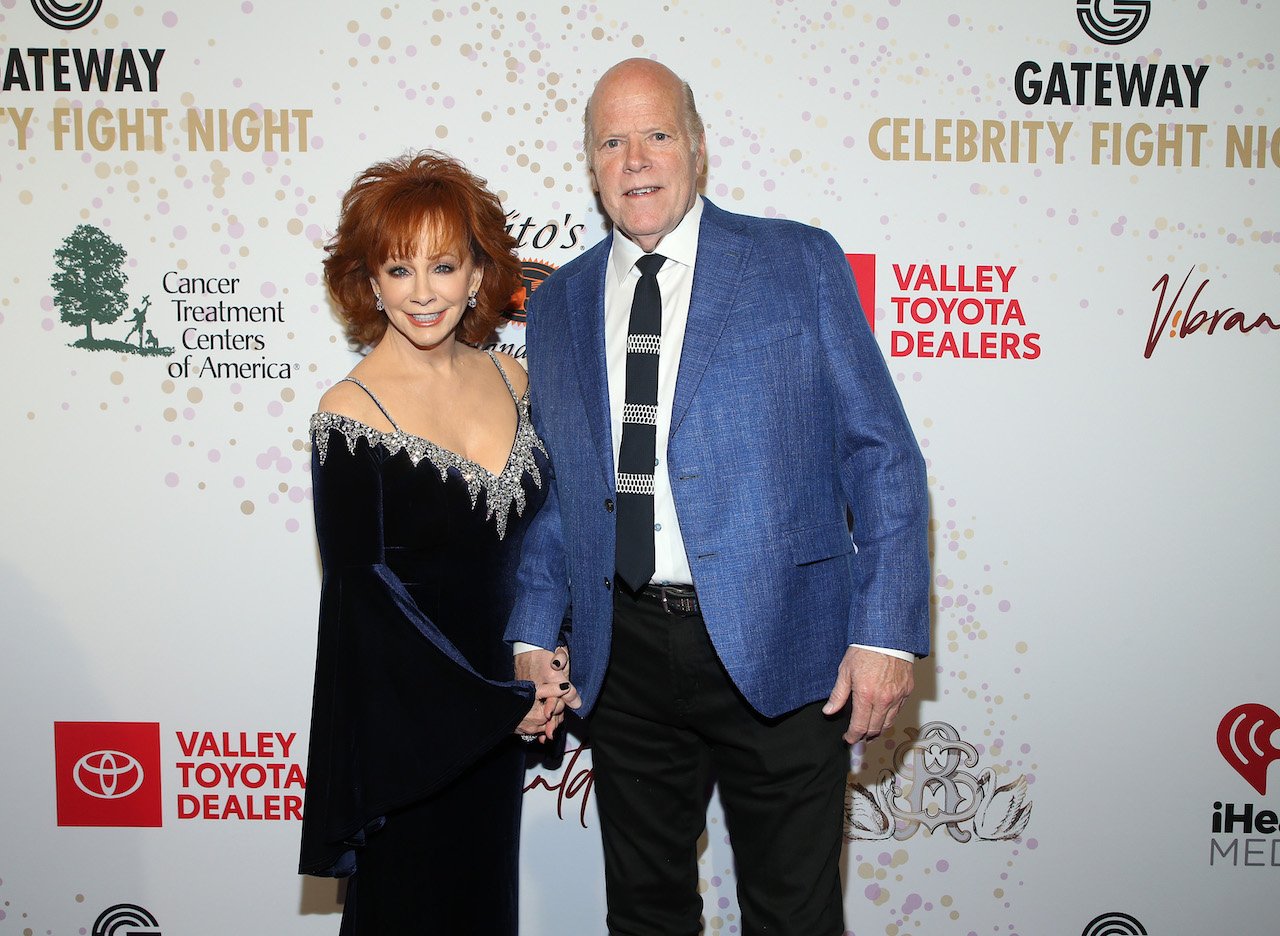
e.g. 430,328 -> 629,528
298,352 -> 549,935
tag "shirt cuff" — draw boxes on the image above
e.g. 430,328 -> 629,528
512,641 -> 549,655
849,643 -> 915,662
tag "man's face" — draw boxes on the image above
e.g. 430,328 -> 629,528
587,63 -> 705,253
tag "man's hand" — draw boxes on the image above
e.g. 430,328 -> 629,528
514,646 -> 581,742
821,647 -> 914,745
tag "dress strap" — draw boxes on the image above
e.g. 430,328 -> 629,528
485,349 -> 520,403
336,376 -> 402,433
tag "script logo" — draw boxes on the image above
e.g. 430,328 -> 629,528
30,0 -> 102,30
1076,0 -> 1151,46
1217,703 -> 1280,795
1081,910 -> 1148,936
54,722 -> 163,827
845,721 -> 1033,842
91,903 -> 162,936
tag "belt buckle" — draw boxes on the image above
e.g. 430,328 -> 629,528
658,585 -> 695,615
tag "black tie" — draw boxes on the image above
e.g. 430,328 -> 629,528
615,253 -> 666,592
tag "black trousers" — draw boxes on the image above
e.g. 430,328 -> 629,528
590,589 -> 849,936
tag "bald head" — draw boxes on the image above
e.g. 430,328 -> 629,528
581,57 -> 707,251
583,58 -> 705,170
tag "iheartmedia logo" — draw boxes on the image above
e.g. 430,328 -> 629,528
55,722 -> 162,827
1217,703 -> 1280,795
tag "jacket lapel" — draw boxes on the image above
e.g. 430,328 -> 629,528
671,201 -> 749,437
565,239 -> 615,484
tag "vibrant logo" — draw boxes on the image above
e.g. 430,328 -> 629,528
1081,911 -> 1148,936
844,253 -> 876,332
1217,703 -> 1280,795
51,225 -> 174,357
30,0 -> 102,30
507,258 -> 558,325
1142,268 -> 1277,359
91,903 -> 162,936
54,722 -> 163,827
1076,0 -> 1151,46
845,721 -> 1032,842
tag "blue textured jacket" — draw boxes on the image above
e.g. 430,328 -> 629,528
505,199 -> 930,718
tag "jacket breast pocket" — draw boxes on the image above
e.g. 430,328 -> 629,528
786,520 -> 854,566
720,316 -> 801,357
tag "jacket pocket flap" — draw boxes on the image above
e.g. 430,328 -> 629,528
787,520 -> 854,566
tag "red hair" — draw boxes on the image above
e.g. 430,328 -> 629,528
323,151 -> 521,347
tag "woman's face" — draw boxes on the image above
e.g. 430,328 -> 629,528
369,231 -> 482,350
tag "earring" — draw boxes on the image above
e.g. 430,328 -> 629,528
375,295 -> 384,312
467,292 -> 477,309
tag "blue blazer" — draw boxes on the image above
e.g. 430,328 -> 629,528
506,199 -> 930,718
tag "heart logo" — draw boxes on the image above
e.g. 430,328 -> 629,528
1216,703 -> 1280,795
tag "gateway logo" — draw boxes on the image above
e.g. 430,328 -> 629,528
30,0 -> 102,30
54,722 -> 163,827
1076,0 -> 1151,46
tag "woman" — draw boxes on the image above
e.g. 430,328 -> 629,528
298,151 -> 576,934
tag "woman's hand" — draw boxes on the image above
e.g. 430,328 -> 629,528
514,645 -> 581,742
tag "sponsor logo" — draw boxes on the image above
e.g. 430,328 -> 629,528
887,262 -> 1039,360
51,225 -> 174,358
1076,0 -> 1151,46
55,722 -> 163,827
845,721 -> 1033,842
523,743 -> 595,827
30,0 -> 102,31
845,253 -> 876,332
1081,910 -> 1148,936
507,258 -> 558,326
175,730 -> 305,821
1217,703 -> 1280,796
91,903 -> 162,936
1209,703 -> 1280,868
1143,269 -> 1277,359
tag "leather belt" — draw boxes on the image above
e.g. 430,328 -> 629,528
638,583 -> 700,615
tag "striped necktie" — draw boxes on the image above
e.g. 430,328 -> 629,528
615,252 -> 666,592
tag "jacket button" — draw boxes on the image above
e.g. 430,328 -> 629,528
604,498 -> 614,512
604,577 -> 612,591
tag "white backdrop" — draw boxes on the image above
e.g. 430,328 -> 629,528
2,2 -> 1277,934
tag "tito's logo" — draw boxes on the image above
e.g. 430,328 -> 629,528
30,0 -> 102,30
1076,0 -> 1151,46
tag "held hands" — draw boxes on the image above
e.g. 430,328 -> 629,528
822,646 -> 914,745
514,646 -> 581,743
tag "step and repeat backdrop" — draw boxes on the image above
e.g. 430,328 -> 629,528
1,1 -> 1276,934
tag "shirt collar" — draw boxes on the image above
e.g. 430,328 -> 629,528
608,196 -> 704,284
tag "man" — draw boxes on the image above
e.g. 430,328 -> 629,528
507,58 -> 930,935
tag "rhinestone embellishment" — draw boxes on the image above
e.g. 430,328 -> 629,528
311,393 -> 547,540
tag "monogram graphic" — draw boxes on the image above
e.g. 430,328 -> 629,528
1076,0 -> 1152,46
845,721 -> 1032,842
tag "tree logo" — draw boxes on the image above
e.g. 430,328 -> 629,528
50,224 -> 173,357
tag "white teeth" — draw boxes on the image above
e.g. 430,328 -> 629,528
628,187 -> 657,195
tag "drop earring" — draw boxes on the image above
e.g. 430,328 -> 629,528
375,294 -> 384,312
467,292 -> 477,308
